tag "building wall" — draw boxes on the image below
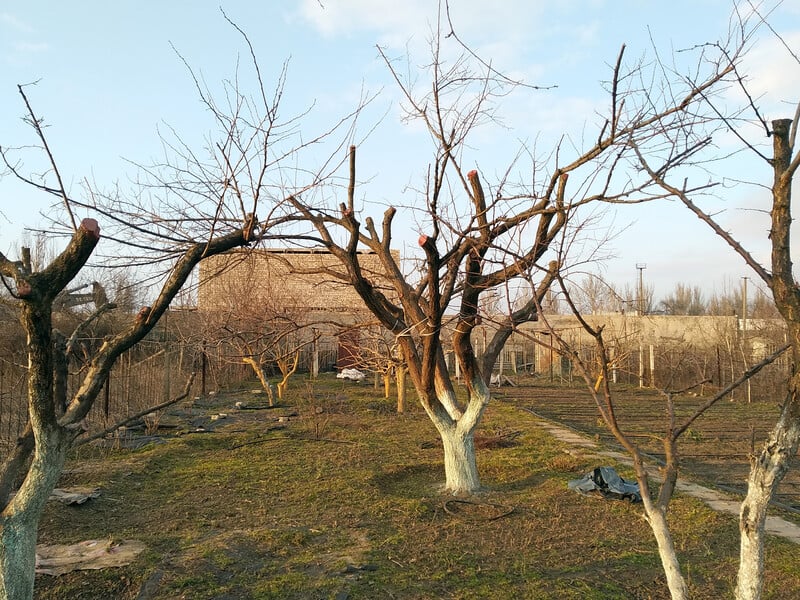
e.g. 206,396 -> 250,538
197,248 -> 397,313
474,312 -> 787,390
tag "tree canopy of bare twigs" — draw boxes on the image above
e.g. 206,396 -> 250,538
277,4 -> 745,499
0,20 -> 361,598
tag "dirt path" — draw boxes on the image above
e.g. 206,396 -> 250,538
531,415 -> 800,544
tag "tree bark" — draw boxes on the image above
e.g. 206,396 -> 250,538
0,426 -> 34,508
439,425 -> 481,494
0,416 -> 70,599
736,118 -> 800,600
736,394 -> 800,600
429,380 -> 490,495
276,353 -> 299,400
396,365 -> 407,414
643,498 -> 689,600
242,357 -> 275,406
480,263 -> 558,386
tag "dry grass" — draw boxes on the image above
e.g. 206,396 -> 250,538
34,375 -> 800,599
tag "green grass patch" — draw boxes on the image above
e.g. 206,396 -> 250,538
33,375 -> 800,599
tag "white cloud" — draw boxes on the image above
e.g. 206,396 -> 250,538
297,0 -> 549,61
298,0 -> 435,41
0,13 -> 34,33
13,41 -> 48,54
2,41 -> 48,67
738,30 -> 800,120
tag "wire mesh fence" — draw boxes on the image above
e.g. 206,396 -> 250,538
0,337 -> 342,461
0,315 -> 790,461
479,316 -> 790,402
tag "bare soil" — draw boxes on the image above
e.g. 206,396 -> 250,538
510,381 -> 800,519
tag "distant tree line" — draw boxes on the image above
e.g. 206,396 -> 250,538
563,277 -> 780,318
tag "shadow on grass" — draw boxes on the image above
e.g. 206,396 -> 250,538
490,471 -> 550,493
372,463 -> 443,498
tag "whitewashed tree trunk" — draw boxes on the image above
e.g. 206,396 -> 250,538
0,430 -> 69,599
642,497 -> 689,600
439,426 -> 480,494
735,119 -> 800,600
429,380 -> 490,495
736,405 -> 800,600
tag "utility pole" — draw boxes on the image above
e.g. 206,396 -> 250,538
636,263 -> 647,316
636,263 -> 647,387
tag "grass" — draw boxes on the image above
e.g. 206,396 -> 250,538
34,374 -> 800,599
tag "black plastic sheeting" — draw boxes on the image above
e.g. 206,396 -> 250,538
568,466 -> 642,503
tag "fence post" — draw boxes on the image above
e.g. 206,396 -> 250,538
201,342 -> 207,396
638,342 -> 644,388
104,374 -> 111,421
312,337 -> 319,379
649,344 -> 655,388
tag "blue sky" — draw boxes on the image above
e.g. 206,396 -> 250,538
1,1 -> 799,303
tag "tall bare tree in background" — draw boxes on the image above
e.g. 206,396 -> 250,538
283,6 -> 741,496
660,283 -> 707,315
0,28 -> 354,597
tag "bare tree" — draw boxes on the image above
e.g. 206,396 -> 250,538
0,212 -> 256,600
193,260 -> 324,406
568,274 -> 625,314
0,26 -> 354,597
659,283 -> 707,315
708,283 -> 780,319
642,114 -> 800,600
333,322 -> 410,410
282,5 -> 739,496
547,273 -> 788,599
621,281 -> 655,315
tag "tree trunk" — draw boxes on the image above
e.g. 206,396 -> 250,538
481,322 -> 513,386
431,382 -> 489,495
439,425 -> 481,495
734,118 -> 800,600
0,426 -> 34,508
242,357 -> 275,406
736,397 -> 800,600
0,429 -> 69,600
396,365 -> 407,414
276,353 -> 299,400
643,499 -> 689,600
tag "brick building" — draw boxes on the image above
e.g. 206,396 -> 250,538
197,248 -> 396,313
197,248 -> 399,371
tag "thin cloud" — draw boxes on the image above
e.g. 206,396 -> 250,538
13,41 -> 48,54
0,13 -> 34,33
297,0 -> 548,52
3,41 -> 49,67
739,30 -> 800,119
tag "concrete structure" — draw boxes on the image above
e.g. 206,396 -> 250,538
475,312 -> 787,395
